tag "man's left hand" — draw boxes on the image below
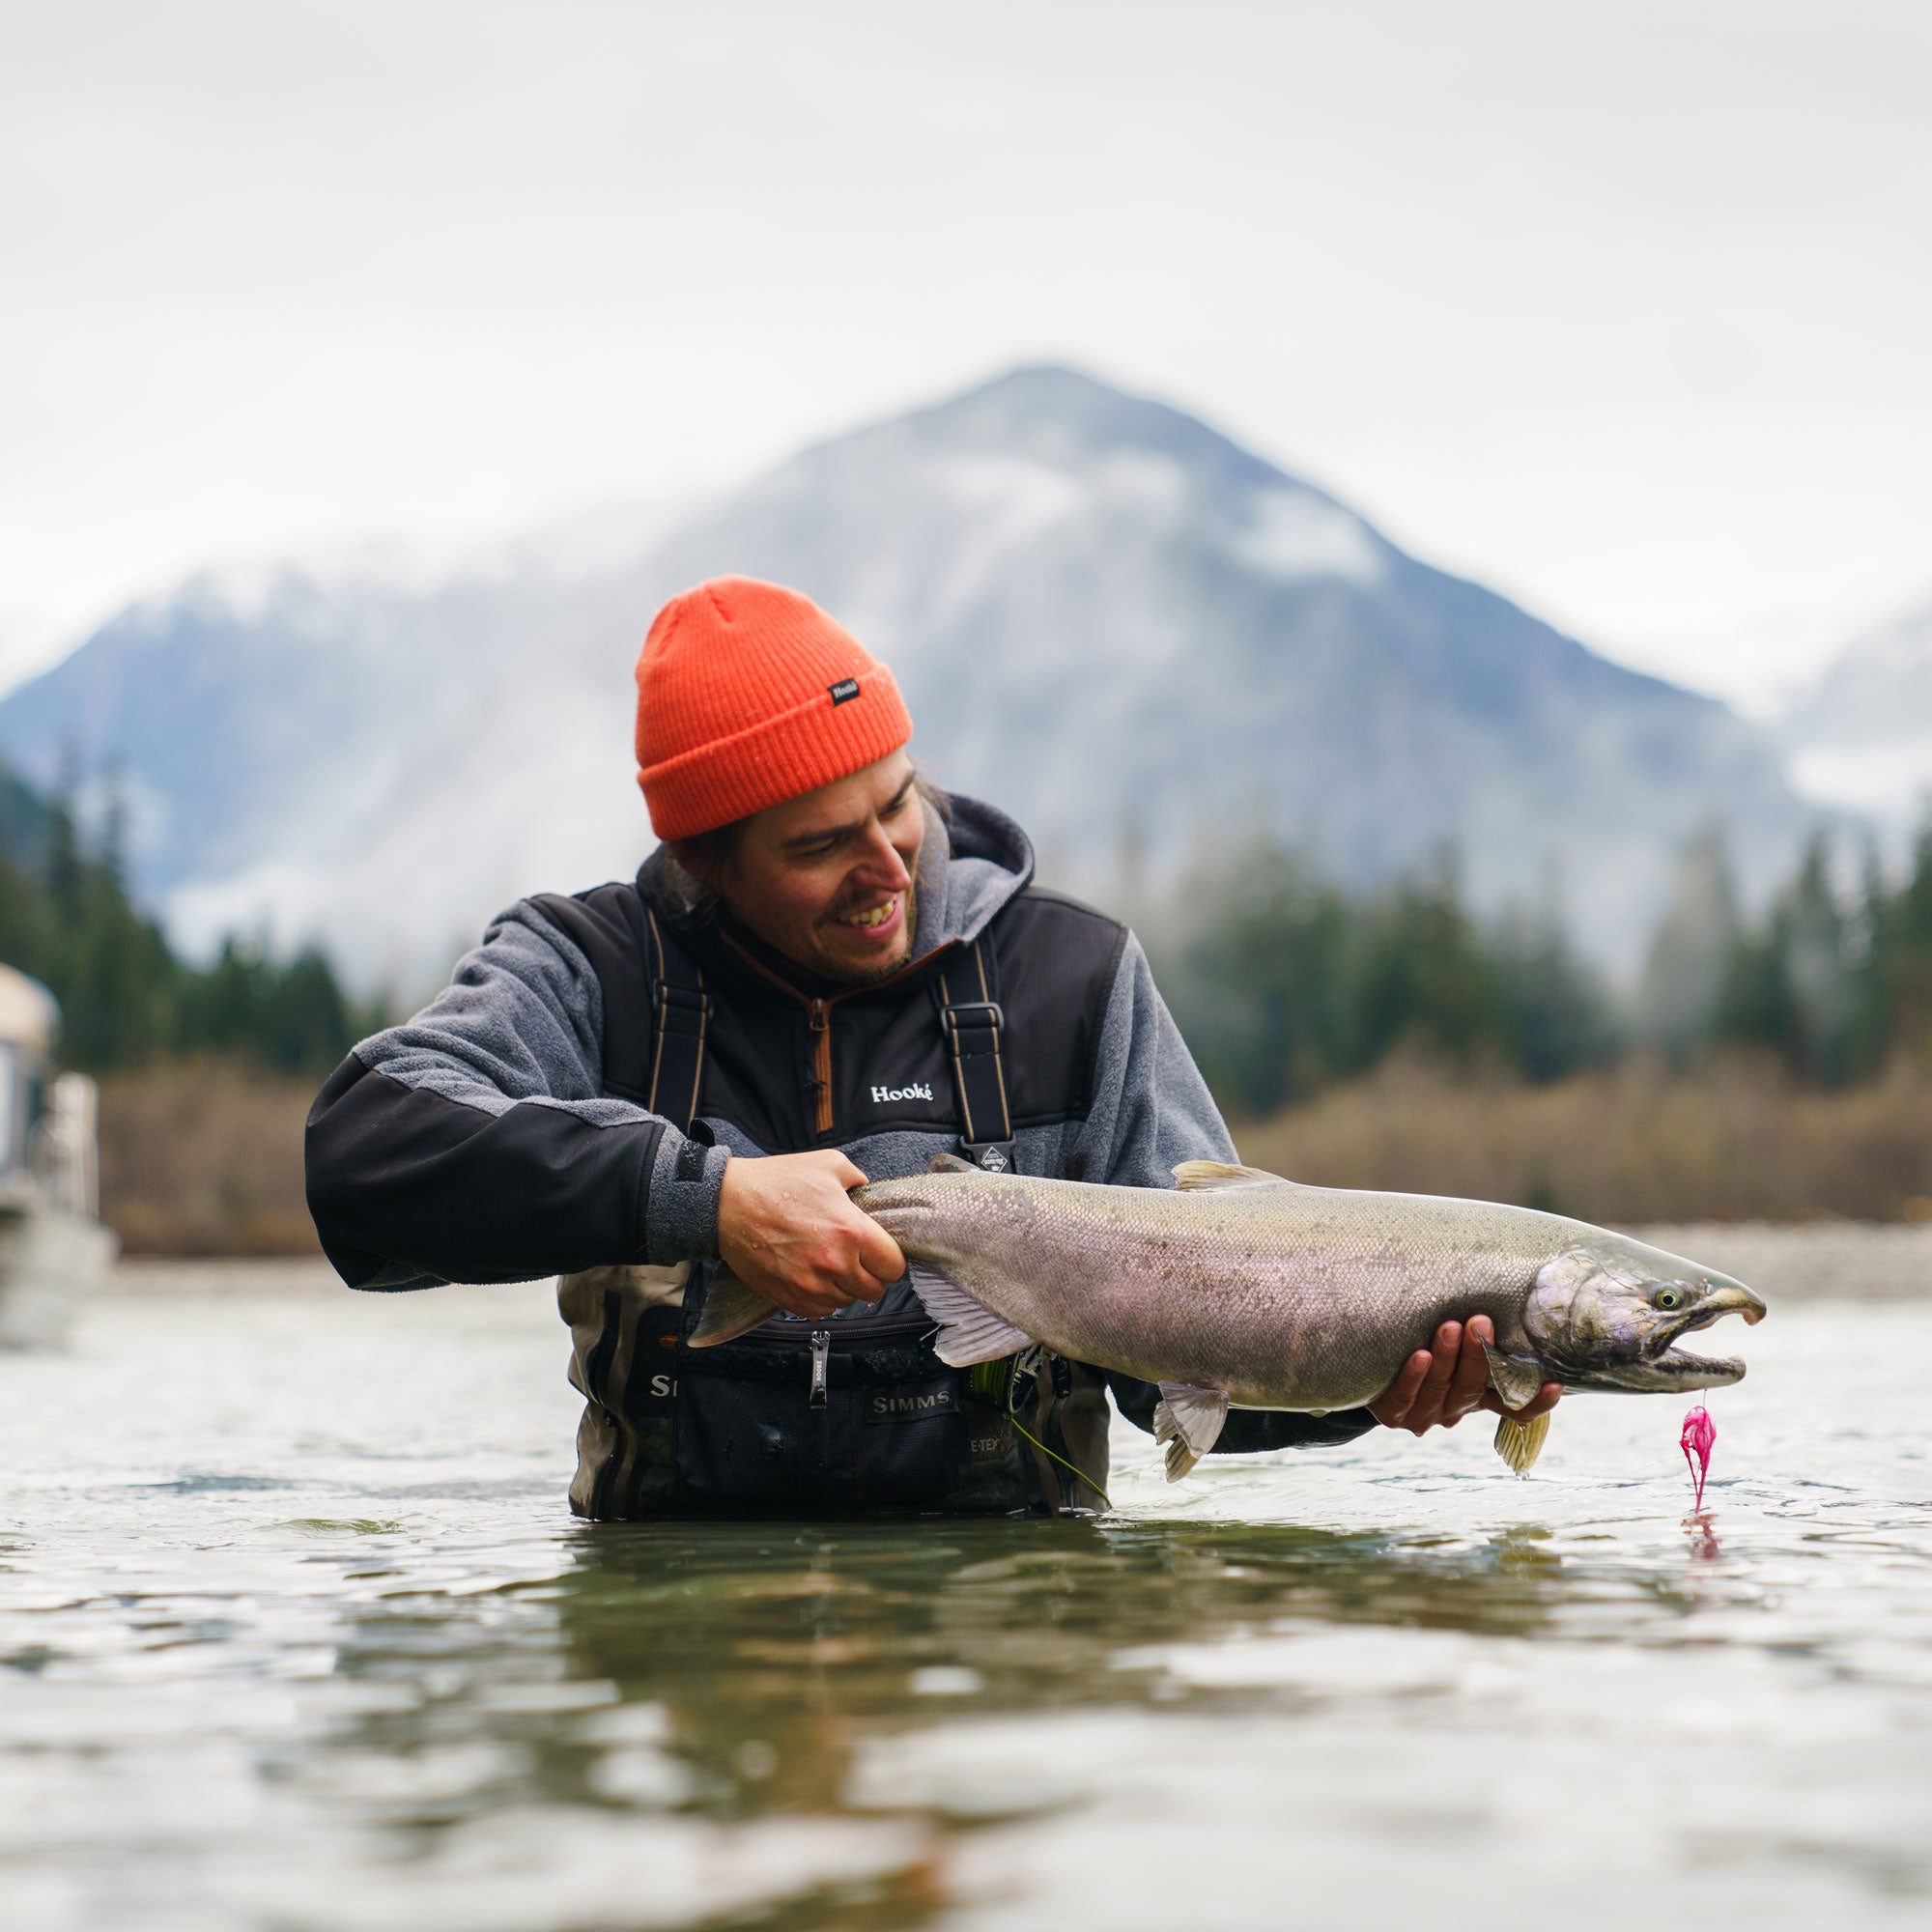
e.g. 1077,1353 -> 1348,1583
1368,1315 -> 1562,1436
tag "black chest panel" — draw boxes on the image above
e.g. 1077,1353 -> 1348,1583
531,881 -> 1129,1152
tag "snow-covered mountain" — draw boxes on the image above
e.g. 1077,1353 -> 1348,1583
0,365 -> 1816,990
1779,599 -> 1932,839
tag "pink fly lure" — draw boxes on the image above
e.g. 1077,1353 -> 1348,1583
1680,1405 -> 1716,1510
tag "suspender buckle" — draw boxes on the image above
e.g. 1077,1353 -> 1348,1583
958,1139 -> 1015,1174
940,955 -> 1013,1155
653,981 -> 711,1037
940,1000 -> 1005,1049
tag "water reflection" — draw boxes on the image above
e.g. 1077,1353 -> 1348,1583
4,1282 -> 1930,1929
304,1436 -> 1932,1928
1683,1510 -> 1721,1561
322,1510 -> 1698,1833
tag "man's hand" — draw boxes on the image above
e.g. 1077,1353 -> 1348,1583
715,1150 -> 905,1321
1368,1315 -> 1562,1436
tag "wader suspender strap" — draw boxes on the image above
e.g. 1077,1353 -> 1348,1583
938,941 -> 1015,1174
644,907 -> 710,1134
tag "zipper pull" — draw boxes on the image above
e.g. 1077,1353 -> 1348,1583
808,1328 -> 831,1409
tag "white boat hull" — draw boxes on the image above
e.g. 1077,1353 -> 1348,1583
0,1198 -> 119,1349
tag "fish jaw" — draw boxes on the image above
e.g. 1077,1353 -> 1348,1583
1552,1275 -> 1766,1393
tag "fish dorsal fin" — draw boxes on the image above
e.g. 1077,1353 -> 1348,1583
687,1264 -> 780,1349
1152,1382 -> 1231,1481
1480,1340 -> 1546,1413
905,1261 -> 1033,1366
1494,1409 -> 1551,1478
1172,1160 -> 1297,1192
927,1152 -> 980,1176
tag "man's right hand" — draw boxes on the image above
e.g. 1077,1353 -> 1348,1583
715,1150 -> 906,1320
1368,1315 -> 1563,1435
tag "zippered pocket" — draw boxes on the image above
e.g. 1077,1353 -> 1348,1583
669,1313 -> 972,1508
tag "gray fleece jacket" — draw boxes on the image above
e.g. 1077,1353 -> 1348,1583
304,794 -> 1378,1487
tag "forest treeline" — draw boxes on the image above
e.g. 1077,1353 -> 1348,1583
0,780 -> 384,1078
1156,820 -> 1932,1119
3,758 -> 1925,1247
6,756 -> 1932,1122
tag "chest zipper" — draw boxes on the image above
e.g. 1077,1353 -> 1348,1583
734,1313 -> 936,1349
808,1329 -> 832,1409
717,931 -> 961,1141
806,1001 -> 832,1135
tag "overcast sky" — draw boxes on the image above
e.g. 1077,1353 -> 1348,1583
3,0 -> 1927,709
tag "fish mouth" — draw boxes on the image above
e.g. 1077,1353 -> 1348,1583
1571,1281 -> 1767,1393
1639,1281 -> 1767,1388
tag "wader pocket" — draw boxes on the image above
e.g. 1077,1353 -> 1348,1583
671,1318 -> 973,1509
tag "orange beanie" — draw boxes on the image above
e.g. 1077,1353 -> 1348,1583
634,577 -> 914,840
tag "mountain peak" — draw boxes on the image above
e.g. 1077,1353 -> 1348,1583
835,362 -> 1299,502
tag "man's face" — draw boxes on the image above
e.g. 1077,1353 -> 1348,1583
705,751 -> 924,982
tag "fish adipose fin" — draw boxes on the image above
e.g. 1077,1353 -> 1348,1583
905,1262 -> 1033,1366
1152,1382 -> 1230,1481
1480,1340 -> 1546,1412
1172,1160 -> 1299,1192
1494,1409 -> 1551,1478
927,1152 -> 980,1175
687,1264 -> 780,1350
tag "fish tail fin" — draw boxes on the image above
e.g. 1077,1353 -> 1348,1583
687,1264 -> 778,1349
1493,1408 -> 1551,1478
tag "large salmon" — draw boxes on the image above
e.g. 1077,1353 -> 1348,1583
691,1155 -> 1767,1478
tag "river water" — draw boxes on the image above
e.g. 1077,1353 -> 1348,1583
2,1244 -> 1929,1932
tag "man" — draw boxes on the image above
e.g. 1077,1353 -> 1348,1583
306,576 -> 1556,1516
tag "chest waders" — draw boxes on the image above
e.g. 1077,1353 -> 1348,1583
557,907 -> 1108,1520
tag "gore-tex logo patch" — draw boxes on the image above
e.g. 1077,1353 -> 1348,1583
828,677 -> 860,705
870,1082 -> 934,1104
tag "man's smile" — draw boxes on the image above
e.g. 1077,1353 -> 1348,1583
831,895 -> 902,933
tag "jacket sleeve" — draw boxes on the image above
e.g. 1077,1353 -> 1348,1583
1067,932 -> 1379,1452
304,899 -> 729,1291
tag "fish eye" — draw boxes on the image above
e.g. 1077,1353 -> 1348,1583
1653,1288 -> 1683,1311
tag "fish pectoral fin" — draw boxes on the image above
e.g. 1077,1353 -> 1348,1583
686,1264 -> 780,1349
1152,1382 -> 1231,1482
1480,1340 -> 1546,1412
905,1262 -> 1034,1367
1480,1343 -> 1551,1474
1171,1160 -> 1300,1192
1493,1409 -> 1551,1478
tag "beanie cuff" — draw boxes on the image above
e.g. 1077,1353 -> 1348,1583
639,666 -> 913,839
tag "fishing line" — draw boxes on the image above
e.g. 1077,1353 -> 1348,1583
962,1350 -> 1113,1511
1003,1408 -> 1112,1513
